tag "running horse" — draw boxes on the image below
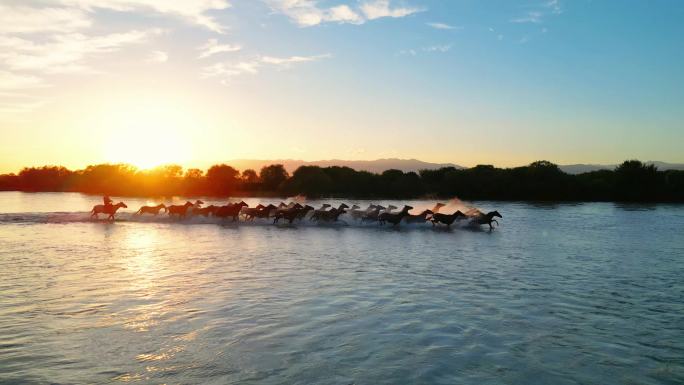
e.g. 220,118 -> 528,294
471,211 -> 502,230
135,203 -> 166,215
91,202 -> 127,220
214,201 -> 249,222
167,201 -> 198,219
378,205 -> 413,226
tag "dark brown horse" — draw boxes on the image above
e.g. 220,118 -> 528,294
471,211 -> 502,229
247,204 -> 278,220
240,204 -> 265,220
167,201 -> 195,218
361,205 -> 386,223
192,205 -> 219,217
311,204 -> 349,222
378,205 -> 413,226
215,201 -> 248,221
431,210 -> 467,228
273,205 -> 313,224
403,209 -> 434,224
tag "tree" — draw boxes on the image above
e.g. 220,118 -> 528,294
241,169 -> 259,183
260,164 -> 288,191
206,164 -> 239,195
614,160 -> 660,201
284,166 -> 332,196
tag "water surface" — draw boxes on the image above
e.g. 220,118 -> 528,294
1,192 -> 683,384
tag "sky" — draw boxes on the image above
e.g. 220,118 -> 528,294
0,0 -> 683,173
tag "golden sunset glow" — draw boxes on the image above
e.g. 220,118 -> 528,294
98,99 -> 195,170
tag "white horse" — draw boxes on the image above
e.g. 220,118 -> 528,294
91,202 -> 127,220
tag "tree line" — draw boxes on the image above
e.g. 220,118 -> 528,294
0,160 -> 682,202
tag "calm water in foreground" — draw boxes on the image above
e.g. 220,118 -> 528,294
0,192 -> 683,385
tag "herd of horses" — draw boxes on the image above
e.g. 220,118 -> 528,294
90,200 -> 502,229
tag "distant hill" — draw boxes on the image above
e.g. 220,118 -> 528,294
220,158 -> 684,175
559,161 -> 684,174
225,158 -> 463,174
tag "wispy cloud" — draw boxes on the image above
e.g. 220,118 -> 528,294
0,4 -> 92,34
0,71 -> 48,90
58,0 -> 232,33
511,0 -> 563,24
360,0 -> 423,20
267,0 -> 420,27
261,54 -> 332,65
0,72 -> 50,114
427,22 -> 459,30
202,53 -> 331,80
198,39 -> 242,59
546,0 -> 563,14
265,1 -> 363,27
399,44 -> 451,56
511,11 -> 543,24
147,50 -> 168,63
0,29 -> 164,74
423,44 -> 452,53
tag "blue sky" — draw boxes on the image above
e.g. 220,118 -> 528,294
0,0 -> 682,172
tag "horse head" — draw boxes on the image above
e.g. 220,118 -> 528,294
387,205 -> 398,211
255,204 -> 265,209
490,211 -> 502,218
421,209 -> 433,215
338,203 -> 349,210
402,205 -> 413,212
351,205 -> 360,210
238,201 -> 248,207
116,202 -> 127,208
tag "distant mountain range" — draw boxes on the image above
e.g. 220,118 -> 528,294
222,158 -> 684,175
559,161 -> 684,174
225,158 -> 463,174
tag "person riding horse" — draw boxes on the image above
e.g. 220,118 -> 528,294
103,195 -> 113,209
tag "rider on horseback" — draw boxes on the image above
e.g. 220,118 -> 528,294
103,195 -> 113,209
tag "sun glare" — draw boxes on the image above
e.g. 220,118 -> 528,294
99,99 -> 195,170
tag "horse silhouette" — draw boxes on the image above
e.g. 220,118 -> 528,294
379,205 -> 413,226
135,204 -> 166,215
167,201 -> 195,218
431,210 -> 467,228
91,202 -> 127,220
471,211 -> 502,229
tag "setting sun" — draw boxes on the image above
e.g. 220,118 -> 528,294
99,99 -> 195,169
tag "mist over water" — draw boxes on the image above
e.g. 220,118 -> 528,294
1,192 -> 683,384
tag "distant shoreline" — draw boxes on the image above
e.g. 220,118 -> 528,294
1,160 -> 682,203
4,190 -> 684,205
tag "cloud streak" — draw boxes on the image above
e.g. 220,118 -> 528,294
202,53 -> 331,80
58,0 -> 232,33
0,29 -> 164,74
427,22 -> 459,30
267,0 -> 421,27
198,39 -> 242,59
